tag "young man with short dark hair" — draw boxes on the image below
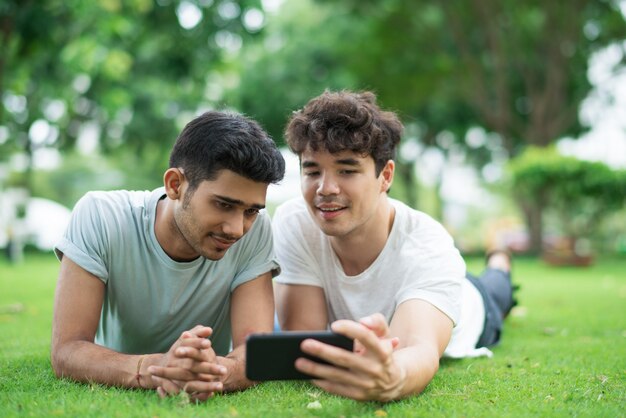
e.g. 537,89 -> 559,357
52,111 -> 285,401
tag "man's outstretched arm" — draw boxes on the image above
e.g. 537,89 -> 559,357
294,299 -> 453,401
51,256 -> 224,396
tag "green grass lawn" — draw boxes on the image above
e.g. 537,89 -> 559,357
1,253 -> 625,417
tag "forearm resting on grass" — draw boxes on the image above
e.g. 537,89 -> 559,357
51,257 -> 224,396
51,339 -> 158,388
296,300 -> 453,401
379,300 -> 453,400
51,326 -> 224,392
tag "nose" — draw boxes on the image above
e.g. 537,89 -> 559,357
317,173 -> 340,196
222,211 -> 245,239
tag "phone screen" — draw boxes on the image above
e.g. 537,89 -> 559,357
245,331 -> 354,380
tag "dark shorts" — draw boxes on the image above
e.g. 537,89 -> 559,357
466,268 -> 515,348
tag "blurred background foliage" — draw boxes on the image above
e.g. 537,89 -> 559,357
507,146 -> 626,260
1,0 -> 625,257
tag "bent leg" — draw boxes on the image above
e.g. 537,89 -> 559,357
474,268 -> 515,318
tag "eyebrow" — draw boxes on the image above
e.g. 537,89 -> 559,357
335,158 -> 361,166
214,195 -> 265,210
301,161 -> 319,169
301,158 -> 362,168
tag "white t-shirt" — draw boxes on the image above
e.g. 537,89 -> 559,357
273,197 -> 490,358
55,188 -> 279,356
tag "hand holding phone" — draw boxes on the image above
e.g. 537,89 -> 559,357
245,331 -> 354,381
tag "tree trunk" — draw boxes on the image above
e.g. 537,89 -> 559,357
522,203 -> 543,255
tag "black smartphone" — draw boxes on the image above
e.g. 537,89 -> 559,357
245,331 -> 354,381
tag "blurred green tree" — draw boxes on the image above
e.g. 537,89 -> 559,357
507,146 -> 626,260
0,0 -> 265,197
228,1 -> 359,142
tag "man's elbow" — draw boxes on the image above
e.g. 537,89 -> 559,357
50,342 -> 72,379
50,346 -> 64,378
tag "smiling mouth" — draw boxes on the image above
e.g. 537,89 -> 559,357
317,206 -> 345,212
315,204 -> 348,220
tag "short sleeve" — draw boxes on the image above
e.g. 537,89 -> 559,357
229,211 -> 281,291
394,217 -> 466,325
54,192 -> 111,283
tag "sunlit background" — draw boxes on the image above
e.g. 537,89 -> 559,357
1,0 -> 625,264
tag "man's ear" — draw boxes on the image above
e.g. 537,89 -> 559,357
163,168 -> 185,200
380,160 -> 395,193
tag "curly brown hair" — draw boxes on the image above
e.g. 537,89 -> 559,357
285,90 -> 403,176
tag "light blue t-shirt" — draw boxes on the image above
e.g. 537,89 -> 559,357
55,188 -> 279,356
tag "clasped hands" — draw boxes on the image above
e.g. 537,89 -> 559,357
148,325 -> 226,402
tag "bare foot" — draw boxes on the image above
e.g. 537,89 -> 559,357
487,251 -> 511,272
